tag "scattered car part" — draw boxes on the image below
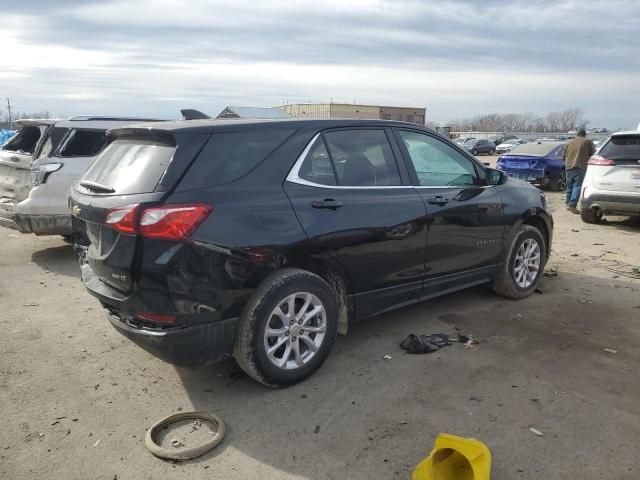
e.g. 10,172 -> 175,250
413,433 -> 492,480
400,333 -> 451,354
145,411 -> 225,460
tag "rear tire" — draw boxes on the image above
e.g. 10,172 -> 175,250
580,207 -> 602,224
549,170 -> 566,191
472,149 -> 478,156
494,225 -> 546,300
234,268 -> 338,388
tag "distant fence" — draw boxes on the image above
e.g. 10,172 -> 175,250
453,131 -> 612,142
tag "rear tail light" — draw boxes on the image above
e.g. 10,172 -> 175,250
588,155 -> 615,166
105,204 -> 139,234
104,203 -> 212,240
139,204 -> 213,241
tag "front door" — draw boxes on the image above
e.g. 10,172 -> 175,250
284,128 -> 428,319
394,129 -> 506,296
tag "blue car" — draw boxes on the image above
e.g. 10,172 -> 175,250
496,141 -> 566,190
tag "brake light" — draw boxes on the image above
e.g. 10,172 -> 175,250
139,204 -> 212,241
105,204 -> 139,234
588,155 -> 615,166
136,311 -> 177,323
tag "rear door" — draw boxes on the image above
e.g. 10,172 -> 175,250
394,129 -> 506,295
595,135 -> 640,193
284,128 -> 428,318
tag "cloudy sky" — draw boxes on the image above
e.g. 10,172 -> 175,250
1,0 -> 638,127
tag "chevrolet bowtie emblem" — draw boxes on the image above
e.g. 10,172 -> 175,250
71,205 -> 82,216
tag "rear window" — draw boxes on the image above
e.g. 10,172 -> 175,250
600,136 -> 640,159
179,128 -> 294,188
36,127 -> 69,159
59,130 -> 107,157
3,126 -> 42,154
509,143 -> 559,156
80,138 -> 175,195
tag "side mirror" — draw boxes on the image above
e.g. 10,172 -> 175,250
486,168 -> 505,186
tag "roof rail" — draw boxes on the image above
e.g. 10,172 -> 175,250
68,115 -> 161,122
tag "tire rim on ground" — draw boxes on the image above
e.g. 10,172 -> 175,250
558,171 -> 567,190
263,292 -> 327,370
513,238 -> 541,289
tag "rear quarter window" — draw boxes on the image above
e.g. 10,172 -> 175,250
59,130 -> 107,157
179,128 -> 294,189
79,138 -> 176,195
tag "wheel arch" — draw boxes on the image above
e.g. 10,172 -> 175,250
504,209 -> 553,263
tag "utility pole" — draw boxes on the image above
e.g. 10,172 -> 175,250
6,98 -> 12,129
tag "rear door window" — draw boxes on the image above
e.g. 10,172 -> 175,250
36,127 -> 69,159
80,138 -> 176,195
600,136 -> 640,159
179,128 -> 294,189
59,130 -> 107,157
323,129 -> 401,186
298,138 -> 337,186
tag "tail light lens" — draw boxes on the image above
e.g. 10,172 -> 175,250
588,155 -> 615,166
105,204 -> 139,234
139,204 -> 213,241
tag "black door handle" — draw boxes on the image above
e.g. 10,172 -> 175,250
427,196 -> 449,206
311,199 -> 343,210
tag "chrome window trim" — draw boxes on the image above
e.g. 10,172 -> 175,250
285,132 -> 487,190
285,132 -> 414,190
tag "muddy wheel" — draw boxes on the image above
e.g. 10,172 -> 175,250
550,170 -> 567,191
581,207 -> 602,224
494,225 -> 546,300
234,268 -> 338,388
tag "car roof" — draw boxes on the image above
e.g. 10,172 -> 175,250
54,118 -> 163,130
611,130 -> 640,137
106,118 -> 433,135
15,119 -> 61,127
506,141 -> 564,156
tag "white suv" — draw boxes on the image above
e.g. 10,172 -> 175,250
580,130 -> 640,223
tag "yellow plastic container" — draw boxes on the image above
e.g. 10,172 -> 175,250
412,433 -> 491,480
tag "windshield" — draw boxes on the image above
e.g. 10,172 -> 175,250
600,135 -> 640,159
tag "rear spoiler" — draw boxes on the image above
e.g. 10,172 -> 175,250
181,109 -> 211,120
15,119 -> 61,127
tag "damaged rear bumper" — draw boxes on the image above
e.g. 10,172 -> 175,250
81,261 -> 238,366
0,209 -> 71,235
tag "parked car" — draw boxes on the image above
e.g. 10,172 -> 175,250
496,141 -> 566,190
464,139 -> 496,155
0,116 -> 159,237
0,119 -> 58,223
496,139 -> 526,154
580,130 -> 640,223
70,118 -> 553,387
492,134 -> 518,146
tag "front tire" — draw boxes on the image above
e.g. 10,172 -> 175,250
494,225 -> 546,299
234,268 -> 338,388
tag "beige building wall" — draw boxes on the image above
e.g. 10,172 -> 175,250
279,103 -> 426,124
379,106 -> 426,124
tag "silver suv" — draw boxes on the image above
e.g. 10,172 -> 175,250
0,116 -> 158,236
580,130 -> 640,223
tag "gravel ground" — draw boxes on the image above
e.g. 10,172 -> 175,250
1,189 -> 639,480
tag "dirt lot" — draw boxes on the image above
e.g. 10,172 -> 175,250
2,186 -> 639,480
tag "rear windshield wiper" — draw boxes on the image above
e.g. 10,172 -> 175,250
80,180 -> 115,193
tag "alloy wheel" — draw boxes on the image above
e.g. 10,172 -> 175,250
513,238 -> 541,289
557,170 -> 567,191
263,292 -> 327,370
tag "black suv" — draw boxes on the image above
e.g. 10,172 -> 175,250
465,139 -> 496,156
70,119 -> 552,387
